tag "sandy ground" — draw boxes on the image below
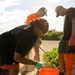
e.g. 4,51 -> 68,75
19,40 -> 59,75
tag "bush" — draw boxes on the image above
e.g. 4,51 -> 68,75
42,30 -> 63,40
43,48 -> 59,68
43,48 -> 66,73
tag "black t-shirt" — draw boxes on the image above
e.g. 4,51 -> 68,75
62,7 -> 75,40
0,25 -> 38,65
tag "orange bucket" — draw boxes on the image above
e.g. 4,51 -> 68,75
64,54 -> 75,75
39,68 -> 59,75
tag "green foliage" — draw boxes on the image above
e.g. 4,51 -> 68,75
43,30 -> 63,40
43,48 -> 66,72
43,48 -> 59,68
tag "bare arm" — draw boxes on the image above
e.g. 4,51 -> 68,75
14,52 -> 37,65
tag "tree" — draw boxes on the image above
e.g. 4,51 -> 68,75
43,30 -> 63,40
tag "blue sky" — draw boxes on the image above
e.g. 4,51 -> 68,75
0,0 -> 75,33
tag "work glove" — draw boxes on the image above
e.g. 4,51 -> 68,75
35,62 -> 43,69
43,62 -> 52,68
59,72 -> 64,75
68,36 -> 75,46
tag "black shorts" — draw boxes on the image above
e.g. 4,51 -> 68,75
58,39 -> 75,53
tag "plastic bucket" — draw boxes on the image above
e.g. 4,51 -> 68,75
64,54 -> 75,75
39,68 -> 59,75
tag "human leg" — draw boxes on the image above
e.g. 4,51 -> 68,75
34,46 -> 40,61
25,47 -> 40,75
59,53 -> 64,72
25,54 -> 29,71
24,55 -> 29,74
34,38 -> 42,61
29,38 -> 42,74
9,67 -> 19,75
21,52 -> 30,75
58,39 -> 66,72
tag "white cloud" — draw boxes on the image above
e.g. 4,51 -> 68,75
0,9 -> 29,33
46,0 -> 61,3
4,0 -> 20,6
0,0 -> 20,14
0,0 -> 65,34
0,1 -> 5,14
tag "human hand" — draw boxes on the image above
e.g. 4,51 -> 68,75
35,62 -> 43,69
43,62 -> 52,68
68,36 -> 75,46
59,72 -> 64,75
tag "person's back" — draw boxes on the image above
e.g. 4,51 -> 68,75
26,13 -> 40,24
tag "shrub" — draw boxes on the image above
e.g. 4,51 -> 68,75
43,48 -> 59,68
43,48 -> 66,72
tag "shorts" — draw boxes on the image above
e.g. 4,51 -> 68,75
58,39 -> 67,53
58,39 -> 75,53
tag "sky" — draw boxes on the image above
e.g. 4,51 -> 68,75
0,0 -> 75,34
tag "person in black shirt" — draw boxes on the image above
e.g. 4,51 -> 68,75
0,18 -> 49,75
55,6 -> 75,75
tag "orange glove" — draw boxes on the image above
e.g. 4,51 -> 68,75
68,36 -> 75,46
